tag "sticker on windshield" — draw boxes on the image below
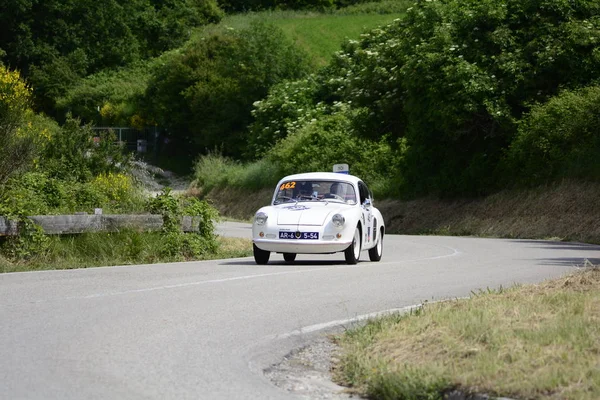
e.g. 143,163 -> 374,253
279,181 -> 296,190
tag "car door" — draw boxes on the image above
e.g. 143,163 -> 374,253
358,181 -> 374,249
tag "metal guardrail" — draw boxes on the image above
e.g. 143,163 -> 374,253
0,215 -> 202,236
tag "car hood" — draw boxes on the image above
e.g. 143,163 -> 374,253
274,202 -> 350,226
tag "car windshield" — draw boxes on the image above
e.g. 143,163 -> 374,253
274,180 -> 357,205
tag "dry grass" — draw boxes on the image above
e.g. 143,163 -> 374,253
216,236 -> 252,258
207,186 -> 273,221
334,267 -> 600,400
378,180 -> 600,244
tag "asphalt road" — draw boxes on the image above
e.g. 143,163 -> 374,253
2,222 -> 599,399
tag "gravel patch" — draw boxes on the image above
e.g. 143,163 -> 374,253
264,335 -> 361,399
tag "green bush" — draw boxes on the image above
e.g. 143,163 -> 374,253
146,189 -> 219,260
41,116 -> 131,182
194,153 -> 281,192
0,66 -> 38,185
247,76 -> 322,157
504,85 -> 600,186
249,0 -> 600,197
267,110 -> 400,197
0,170 -> 145,217
55,61 -> 156,126
0,0 -> 224,114
142,20 -> 310,162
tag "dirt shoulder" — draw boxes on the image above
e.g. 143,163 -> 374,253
206,180 -> 600,244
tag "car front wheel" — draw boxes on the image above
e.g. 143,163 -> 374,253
253,244 -> 270,265
368,229 -> 383,261
283,253 -> 296,262
344,226 -> 361,264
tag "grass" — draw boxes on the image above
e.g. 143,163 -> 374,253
333,266 -> 600,400
272,13 -> 405,67
0,230 -> 252,273
193,153 -> 281,194
194,3 -> 408,68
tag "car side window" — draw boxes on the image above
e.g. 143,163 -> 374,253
358,182 -> 370,205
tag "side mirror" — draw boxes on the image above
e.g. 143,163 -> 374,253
363,198 -> 372,208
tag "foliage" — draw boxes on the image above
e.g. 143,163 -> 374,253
1,219 -> 49,261
0,232 -> 251,273
194,152 -> 281,192
218,0 -> 390,12
55,60 -> 156,125
0,0 -> 223,114
0,109 -> 143,218
146,188 -> 181,232
40,116 -> 131,182
504,85 -> 600,186
333,0 -> 411,14
142,20 -> 310,162
146,188 -> 219,259
0,66 -> 38,185
248,77 -> 322,157
218,0 -> 333,12
248,0 -> 600,197
267,110 -> 401,197
0,170 -> 144,217
91,172 -> 144,211
270,10 -> 406,67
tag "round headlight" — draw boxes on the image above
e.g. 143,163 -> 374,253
332,213 -> 345,227
255,212 -> 268,225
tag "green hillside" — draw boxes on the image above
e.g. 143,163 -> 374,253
196,10 -> 406,67
273,13 -> 404,66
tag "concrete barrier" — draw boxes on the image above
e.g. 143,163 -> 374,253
0,215 -> 202,236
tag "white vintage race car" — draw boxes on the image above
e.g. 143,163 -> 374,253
252,172 -> 385,264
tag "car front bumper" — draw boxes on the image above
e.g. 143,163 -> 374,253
253,238 -> 352,254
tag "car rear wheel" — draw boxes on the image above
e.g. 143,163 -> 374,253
253,244 -> 270,265
344,226 -> 361,264
368,229 -> 383,261
283,253 -> 296,262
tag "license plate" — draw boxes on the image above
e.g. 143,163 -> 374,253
279,231 -> 319,240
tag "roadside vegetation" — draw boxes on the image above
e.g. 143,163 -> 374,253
195,0 -> 600,200
1,0 -> 599,396
0,64 -> 247,271
3,0 -> 597,266
0,233 -> 251,274
333,266 -> 600,400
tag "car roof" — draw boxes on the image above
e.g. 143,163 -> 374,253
277,172 -> 362,186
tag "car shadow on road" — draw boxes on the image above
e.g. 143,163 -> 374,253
536,257 -> 600,267
508,240 -> 600,268
219,260 -> 351,267
511,239 -> 600,251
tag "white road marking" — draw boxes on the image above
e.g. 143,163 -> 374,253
14,240 -> 462,304
267,297 -> 469,341
15,268 -> 328,304
265,304 -> 423,341
375,243 -> 462,265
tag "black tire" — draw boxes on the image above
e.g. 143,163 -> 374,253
283,253 -> 296,262
369,229 -> 383,262
344,226 -> 361,264
253,244 -> 270,265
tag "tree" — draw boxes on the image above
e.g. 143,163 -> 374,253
142,21 -> 310,163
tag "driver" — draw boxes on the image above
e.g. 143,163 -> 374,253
326,182 -> 344,199
296,181 -> 313,199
